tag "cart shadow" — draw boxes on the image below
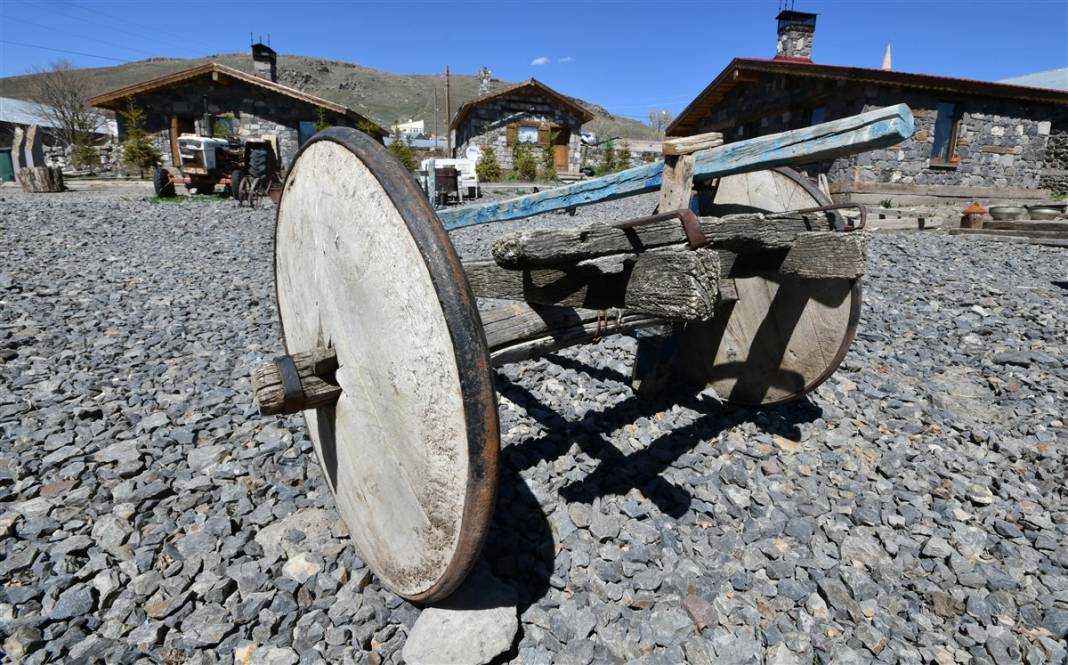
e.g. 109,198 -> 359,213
482,363 -> 820,612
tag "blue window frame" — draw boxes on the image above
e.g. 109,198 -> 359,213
810,106 -> 826,125
298,121 -> 318,146
931,102 -> 961,163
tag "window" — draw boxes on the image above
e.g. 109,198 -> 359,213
517,125 -> 539,144
211,115 -> 236,139
810,106 -> 826,125
298,121 -> 317,146
931,102 -> 962,164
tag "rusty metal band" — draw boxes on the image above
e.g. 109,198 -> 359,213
613,209 -> 708,249
274,355 -> 306,412
788,203 -> 869,231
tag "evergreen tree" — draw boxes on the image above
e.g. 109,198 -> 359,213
599,141 -> 616,175
387,127 -> 418,171
615,141 -> 632,171
475,145 -> 501,182
314,107 -> 330,133
119,97 -> 160,178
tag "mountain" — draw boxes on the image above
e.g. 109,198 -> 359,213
0,53 -> 658,140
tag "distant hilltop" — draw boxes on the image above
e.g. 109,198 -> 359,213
0,53 -> 658,140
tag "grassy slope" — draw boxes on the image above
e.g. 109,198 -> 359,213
0,53 -> 656,140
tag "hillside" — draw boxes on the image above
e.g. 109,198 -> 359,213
0,53 -> 657,140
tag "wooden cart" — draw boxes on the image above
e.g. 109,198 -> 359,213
250,104 -> 914,602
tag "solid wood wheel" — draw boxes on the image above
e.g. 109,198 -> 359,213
674,167 -> 862,406
273,128 -> 499,602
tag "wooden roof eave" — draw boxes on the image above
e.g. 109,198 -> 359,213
88,62 -> 386,136
450,79 -> 595,130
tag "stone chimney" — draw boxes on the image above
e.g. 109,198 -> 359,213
775,10 -> 817,61
252,42 -> 277,82
478,67 -> 492,96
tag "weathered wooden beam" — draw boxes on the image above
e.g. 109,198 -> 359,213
482,303 -> 662,367
438,104 -> 914,229
251,347 -> 341,416
662,131 -> 724,156
492,212 -> 830,269
464,248 -> 722,321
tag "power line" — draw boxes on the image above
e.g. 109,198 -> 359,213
21,3 -> 201,55
4,14 -> 158,58
0,39 -> 129,63
60,1 -> 221,51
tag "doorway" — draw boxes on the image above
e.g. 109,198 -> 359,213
552,128 -> 571,173
170,116 -> 195,164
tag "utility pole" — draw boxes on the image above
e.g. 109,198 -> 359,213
445,65 -> 452,157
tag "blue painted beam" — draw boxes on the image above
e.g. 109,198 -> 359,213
439,104 -> 914,230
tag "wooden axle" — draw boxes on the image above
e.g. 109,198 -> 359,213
251,347 -> 341,415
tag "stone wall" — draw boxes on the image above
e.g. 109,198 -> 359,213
691,75 -> 1059,193
1039,108 -> 1068,194
454,88 -> 585,174
115,78 -> 358,172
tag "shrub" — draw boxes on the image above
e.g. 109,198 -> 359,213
615,141 -> 632,171
70,115 -> 99,171
119,97 -> 159,178
387,127 -> 418,171
512,143 -> 538,181
314,107 -> 330,133
598,141 -> 616,175
475,145 -> 501,182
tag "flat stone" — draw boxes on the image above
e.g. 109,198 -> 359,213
402,568 -> 518,665
49,584 -> 94,620
282,553 -> 322,583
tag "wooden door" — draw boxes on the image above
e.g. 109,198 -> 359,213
169,116 -> 195,165
551,129 -> 571,173
553,144 -> 569,172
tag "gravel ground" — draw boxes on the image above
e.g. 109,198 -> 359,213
1,190 -> 1066,665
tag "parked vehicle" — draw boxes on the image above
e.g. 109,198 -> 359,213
417,158 -> 480,202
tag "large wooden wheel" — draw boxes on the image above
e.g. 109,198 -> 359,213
674,167 -> 862,406
273,128 -> 499,602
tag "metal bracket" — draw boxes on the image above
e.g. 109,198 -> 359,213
789,202 -> 869,231
613,208 -> 708,250
274,355 -> 306,412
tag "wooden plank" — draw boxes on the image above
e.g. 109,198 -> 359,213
438,104 -> 914,229
662,131 -> 724,156
491,212 -> 831,269
659,153 -> 696,212
950,227 -> 1068,240
481,303 -> 661,366
464,249 -> 721,321
982,220 -> 1068,232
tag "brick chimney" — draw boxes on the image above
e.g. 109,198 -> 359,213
775,10 -> 817,62
252,42 -> 277,82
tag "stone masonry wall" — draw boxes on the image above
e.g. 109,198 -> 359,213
114,78 -> 357,173
692,75 -> 1057,192
1039,107 -> 1068,194
455,89 -> 585,174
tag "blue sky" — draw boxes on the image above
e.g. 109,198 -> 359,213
2,0 -> 1066,122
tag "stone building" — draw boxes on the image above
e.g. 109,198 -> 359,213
450,79 -> 594,175
667,11 -> 1068,203
88,45 -> 385,172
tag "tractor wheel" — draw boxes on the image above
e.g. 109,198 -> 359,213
230,170 -> 244,199
153,168 -> 175,197
248,148 -> 269,179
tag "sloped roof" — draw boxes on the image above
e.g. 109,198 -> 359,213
88,62 -> 385,136
668,57 -> 1068,137
0,96 -> 114,135
999,68 -> 1068,92
449,78 -> 595,130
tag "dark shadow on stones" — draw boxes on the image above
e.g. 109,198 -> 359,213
495,372 -> 822,521
543,352 -> 631,386
1052,280 -> 1068,292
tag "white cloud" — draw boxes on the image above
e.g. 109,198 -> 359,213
530,56 -> 550,66
558,56 -> 575,63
